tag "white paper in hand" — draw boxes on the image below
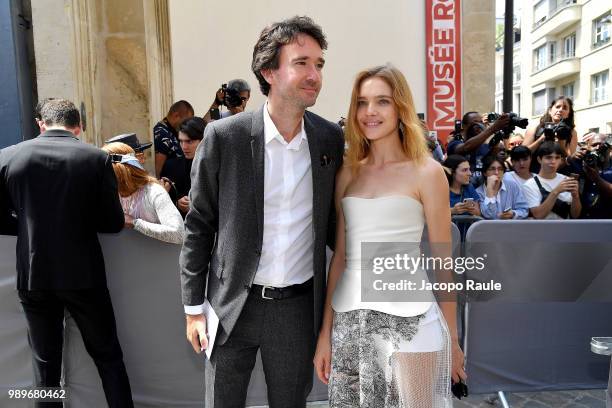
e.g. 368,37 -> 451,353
202,298 -> 219,360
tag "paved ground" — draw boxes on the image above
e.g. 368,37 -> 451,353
250,389 -> 608,407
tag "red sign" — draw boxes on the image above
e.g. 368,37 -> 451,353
426,0 -> 462,145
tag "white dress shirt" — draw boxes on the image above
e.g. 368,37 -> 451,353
254,102 -> 314,286
185,103 -> 314,314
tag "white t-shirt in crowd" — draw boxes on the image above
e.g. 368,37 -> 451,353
504,171 -> 535,186
522,173 -> 572,220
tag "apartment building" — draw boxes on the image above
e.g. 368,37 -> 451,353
496,0 -> 611,137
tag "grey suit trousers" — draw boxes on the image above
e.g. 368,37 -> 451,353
205,288 -> 315,408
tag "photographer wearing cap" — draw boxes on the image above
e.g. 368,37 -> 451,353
203,79 -> 251,124
579,133 -> 612,219
447,111 -> 511,178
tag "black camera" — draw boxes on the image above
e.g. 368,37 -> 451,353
583,136 -> 612,168
449,119 -> 464,142
543,120 -> 572,141
487,112 -> 529,147
454,119 -> 462,134
221,84 -> 243,109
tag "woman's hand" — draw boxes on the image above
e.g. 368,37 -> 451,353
451,340 -> 467,384
465,201 -> 480,216
313,333 -> 332,384
451,202 -> 467,215
160,177 -> 173,193
124,213 -> 134,229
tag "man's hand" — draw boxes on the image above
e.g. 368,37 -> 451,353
214,88 -> 225,106
186,314 -> 208,354
177,196 -> 190,213
553,178 -> 578,195
499,210 -> 514,219
489,113 -> 510,133
124,213 -> 134,229
568,148 -> 587,164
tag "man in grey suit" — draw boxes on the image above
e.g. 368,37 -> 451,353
180,16 -> 344,408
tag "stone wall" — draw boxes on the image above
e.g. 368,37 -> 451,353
30,0 -> 171,173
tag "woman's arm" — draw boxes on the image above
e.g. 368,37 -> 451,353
133,184 -> 185,244
568,129 -> 578,155
314,164 -> 351,384
524,125 -> 546,152
418,158 -> 466,383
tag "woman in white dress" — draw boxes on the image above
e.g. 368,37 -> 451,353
313,64 -> 466,407
102,142 -> 184,244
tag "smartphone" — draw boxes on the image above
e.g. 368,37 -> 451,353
503,206 -> 512,213
570,173 -> 579,180
209,107 -> 221,121
462,198 -> 474,205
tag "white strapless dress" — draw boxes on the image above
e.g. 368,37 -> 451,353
333,195 -> 435,317
328,196 -> 452,408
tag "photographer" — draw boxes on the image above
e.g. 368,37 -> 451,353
522,142 -> 581,219
203,79 -> 251,124
579,133 -> 612,219
524,96 -> 577,156
447,111 -> 511,176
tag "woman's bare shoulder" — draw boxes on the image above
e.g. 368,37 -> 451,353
414,157 -> 445,178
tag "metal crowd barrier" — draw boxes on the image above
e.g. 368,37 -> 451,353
463,220 -> 612,407
3,221 -> 611,407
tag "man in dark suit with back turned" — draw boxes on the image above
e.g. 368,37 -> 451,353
0,99 -> 134,407
180,16 -> 344,408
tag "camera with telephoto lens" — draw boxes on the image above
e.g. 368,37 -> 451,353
583,136 -> 612,169
543,120 -> 572,142
221,83 -> 243,109
487,112 -> 529,147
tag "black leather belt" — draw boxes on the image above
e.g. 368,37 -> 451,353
251,278 -> 313,300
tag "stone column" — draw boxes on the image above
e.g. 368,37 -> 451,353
144,0 -> 173,132
69,0 -> 100,145
461,0 -> 496,113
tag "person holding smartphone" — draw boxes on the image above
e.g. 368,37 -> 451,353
476,156 -> 529,219
443,155 -> 481,216
522,142 -> 581,219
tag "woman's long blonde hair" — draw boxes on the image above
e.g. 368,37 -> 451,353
345,64 -> 429,170
101,142 -> 158,197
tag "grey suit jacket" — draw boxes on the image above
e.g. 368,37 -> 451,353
180,105 -> 344,344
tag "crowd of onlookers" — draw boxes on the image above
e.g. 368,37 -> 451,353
27,90 -> 612,247
432,97 -> 612,227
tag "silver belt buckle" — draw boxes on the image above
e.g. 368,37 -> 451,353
261,285 -> 275,300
